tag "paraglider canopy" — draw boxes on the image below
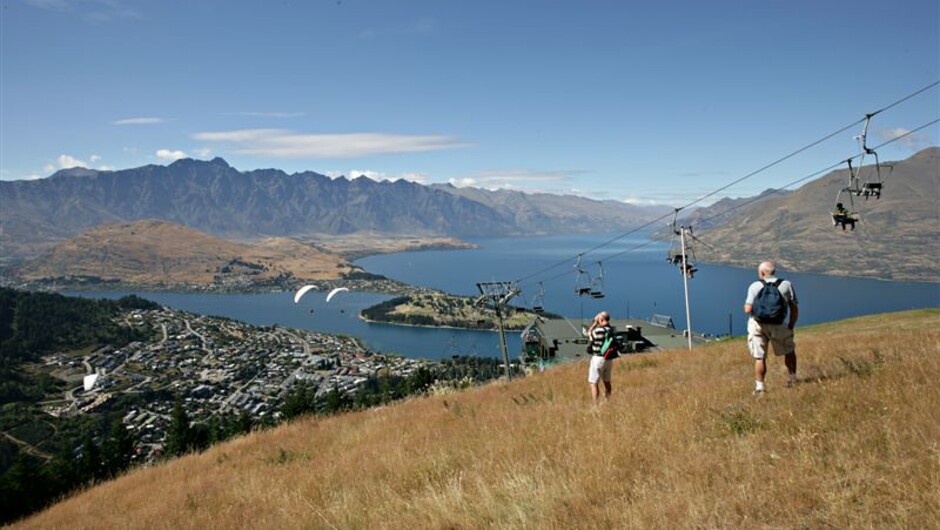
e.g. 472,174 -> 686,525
326,287 -> 349,303
293,285 -> 317,304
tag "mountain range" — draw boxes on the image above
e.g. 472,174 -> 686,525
1,149 -> 937,283
0,158 -> 670,265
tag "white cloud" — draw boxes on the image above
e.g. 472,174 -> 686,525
113,117 -> 165,125
324,169 -> 429,183
193,129 -> 471,159
450,177 -> 479,187
156,149 -> 188,161
192,148 -> 212,158
878,127 -> 930,151
395,172 -> 429,184
615,189 -> 729,207
25,0 -> 69,11
349,170 -> 385,181
27,0 -> 142,22
38,154 -> 112,175
447,168 -> 586,191
57,154 -> 87,168
233,111 -> 306,118
621,195 -> 664,206
195,129 -> 283,143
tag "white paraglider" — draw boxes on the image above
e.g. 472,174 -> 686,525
293,285 -> 318,304
325,287 -> 349,303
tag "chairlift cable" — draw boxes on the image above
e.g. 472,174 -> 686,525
868,80 -> 939,116
512,115 -> 867,286
513,210 -> 678,284
509,83 -> 939,289
693,117 -> 938,227
518,115 -> 936,297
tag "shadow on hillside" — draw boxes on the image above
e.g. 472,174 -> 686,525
795,349 -> 895,385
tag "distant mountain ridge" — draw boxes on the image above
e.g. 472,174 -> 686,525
0,158 -> 668,263
675,188 -> 793,232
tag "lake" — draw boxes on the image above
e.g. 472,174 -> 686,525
69,232 -> 939,360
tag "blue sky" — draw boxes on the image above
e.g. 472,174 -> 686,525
2,0 -> 937,205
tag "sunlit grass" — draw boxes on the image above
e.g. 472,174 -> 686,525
14,309 -> 940,529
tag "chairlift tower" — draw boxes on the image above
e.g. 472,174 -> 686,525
476,281 -> 519,380
678,226 -> 694,351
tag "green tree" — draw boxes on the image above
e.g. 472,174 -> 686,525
78,431 -> 104,482
164,394 -> 193,457
102,418 -> 134,478
281,383 -> 314,421
232,410 -> 253,437
43,444 -> 79,502
0,453 -> 47,525
321,384 -> 350,415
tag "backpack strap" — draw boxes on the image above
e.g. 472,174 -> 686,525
600,329 -> 617,359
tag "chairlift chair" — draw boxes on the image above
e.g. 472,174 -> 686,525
589,262 -> 605,298
851,115 -> 891,200
860,182 -> 882,199
666,248 -> 685,266
574,255 -> 593,296
859,159 -> 892,200
532,282 -> 545,314
831,193 -> 859,231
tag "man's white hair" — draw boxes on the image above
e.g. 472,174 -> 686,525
759,261 -> 776,276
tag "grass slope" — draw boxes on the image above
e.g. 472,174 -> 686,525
15,219 -> 354,283
14,309 -> 940,529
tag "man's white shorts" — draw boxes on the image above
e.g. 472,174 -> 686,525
747,318 -> 796,359
588,355 -> 613,384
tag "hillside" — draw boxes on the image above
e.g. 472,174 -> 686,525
11,219 -> 354,287
693,147 -> 940,281
13,309 -> 939,529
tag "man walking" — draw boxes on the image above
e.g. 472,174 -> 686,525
744,261 -> 799,395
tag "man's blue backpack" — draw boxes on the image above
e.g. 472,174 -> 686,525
751,279 -> 788,324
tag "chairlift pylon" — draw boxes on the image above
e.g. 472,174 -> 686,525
667,222 -> 697,279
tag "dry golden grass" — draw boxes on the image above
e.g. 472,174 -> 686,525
19,220 -> 354,283
15,309 -> 940,529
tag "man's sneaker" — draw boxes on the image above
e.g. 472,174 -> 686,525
752,388 -> 764,398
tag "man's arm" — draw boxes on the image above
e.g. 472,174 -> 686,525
743,303 -> 752,315
788,303 -> 799,330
